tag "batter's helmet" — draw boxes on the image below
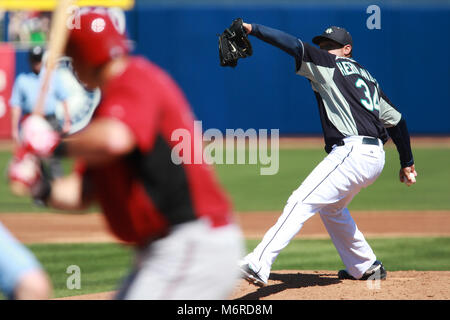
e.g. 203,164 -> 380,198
66,10 -> 130,67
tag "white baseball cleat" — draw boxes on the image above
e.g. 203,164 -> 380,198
239,263 -> 267,287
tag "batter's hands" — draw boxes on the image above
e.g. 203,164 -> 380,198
399,164 -> 417,186
8,147 -> 43,197
8,146 -> 53,204
21,115 -> 60,158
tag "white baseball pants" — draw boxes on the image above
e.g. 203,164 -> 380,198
244,136 -> 385,282
116,219 -> 244,300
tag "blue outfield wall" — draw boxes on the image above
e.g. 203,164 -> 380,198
15,4 -> 450,134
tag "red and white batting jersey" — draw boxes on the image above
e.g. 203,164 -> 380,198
78,57 -> 232,245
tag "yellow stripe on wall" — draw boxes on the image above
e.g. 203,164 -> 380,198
0,0 -> 135,10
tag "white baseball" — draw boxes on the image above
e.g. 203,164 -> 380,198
404,172 -> 416,186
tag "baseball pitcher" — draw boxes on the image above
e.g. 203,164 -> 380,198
232,21 -> 417,286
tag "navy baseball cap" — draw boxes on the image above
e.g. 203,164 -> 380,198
312,26 -> 353,47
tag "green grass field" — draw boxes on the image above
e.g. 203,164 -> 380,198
31,243 -> 132,298
215,147 -> 450,211
1,147 -> 450,212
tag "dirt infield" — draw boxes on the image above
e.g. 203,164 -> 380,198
1,210 -> 449,244
237,210 -> 450,239
1,211 -> 449,300
0,213 -> 116,244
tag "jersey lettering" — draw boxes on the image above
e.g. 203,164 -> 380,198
336,60 -> 377,84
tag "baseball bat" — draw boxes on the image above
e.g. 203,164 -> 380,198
33,0 -> 75,116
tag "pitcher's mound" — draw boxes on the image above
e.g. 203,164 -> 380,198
230,270 -> 450,300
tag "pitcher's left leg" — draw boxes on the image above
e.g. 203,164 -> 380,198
319,207 -> 376,279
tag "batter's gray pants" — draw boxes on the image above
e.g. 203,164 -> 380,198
116,219 -> 244,300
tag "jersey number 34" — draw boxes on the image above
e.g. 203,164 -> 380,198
355,78 -> 380,112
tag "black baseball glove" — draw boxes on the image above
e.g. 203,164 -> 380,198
218,18 -> 253,68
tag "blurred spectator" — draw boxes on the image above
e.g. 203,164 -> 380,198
8,11 -> 50,44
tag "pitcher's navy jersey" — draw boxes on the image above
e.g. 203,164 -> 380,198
250,23 -> 403,153
296,42 -> 401,150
